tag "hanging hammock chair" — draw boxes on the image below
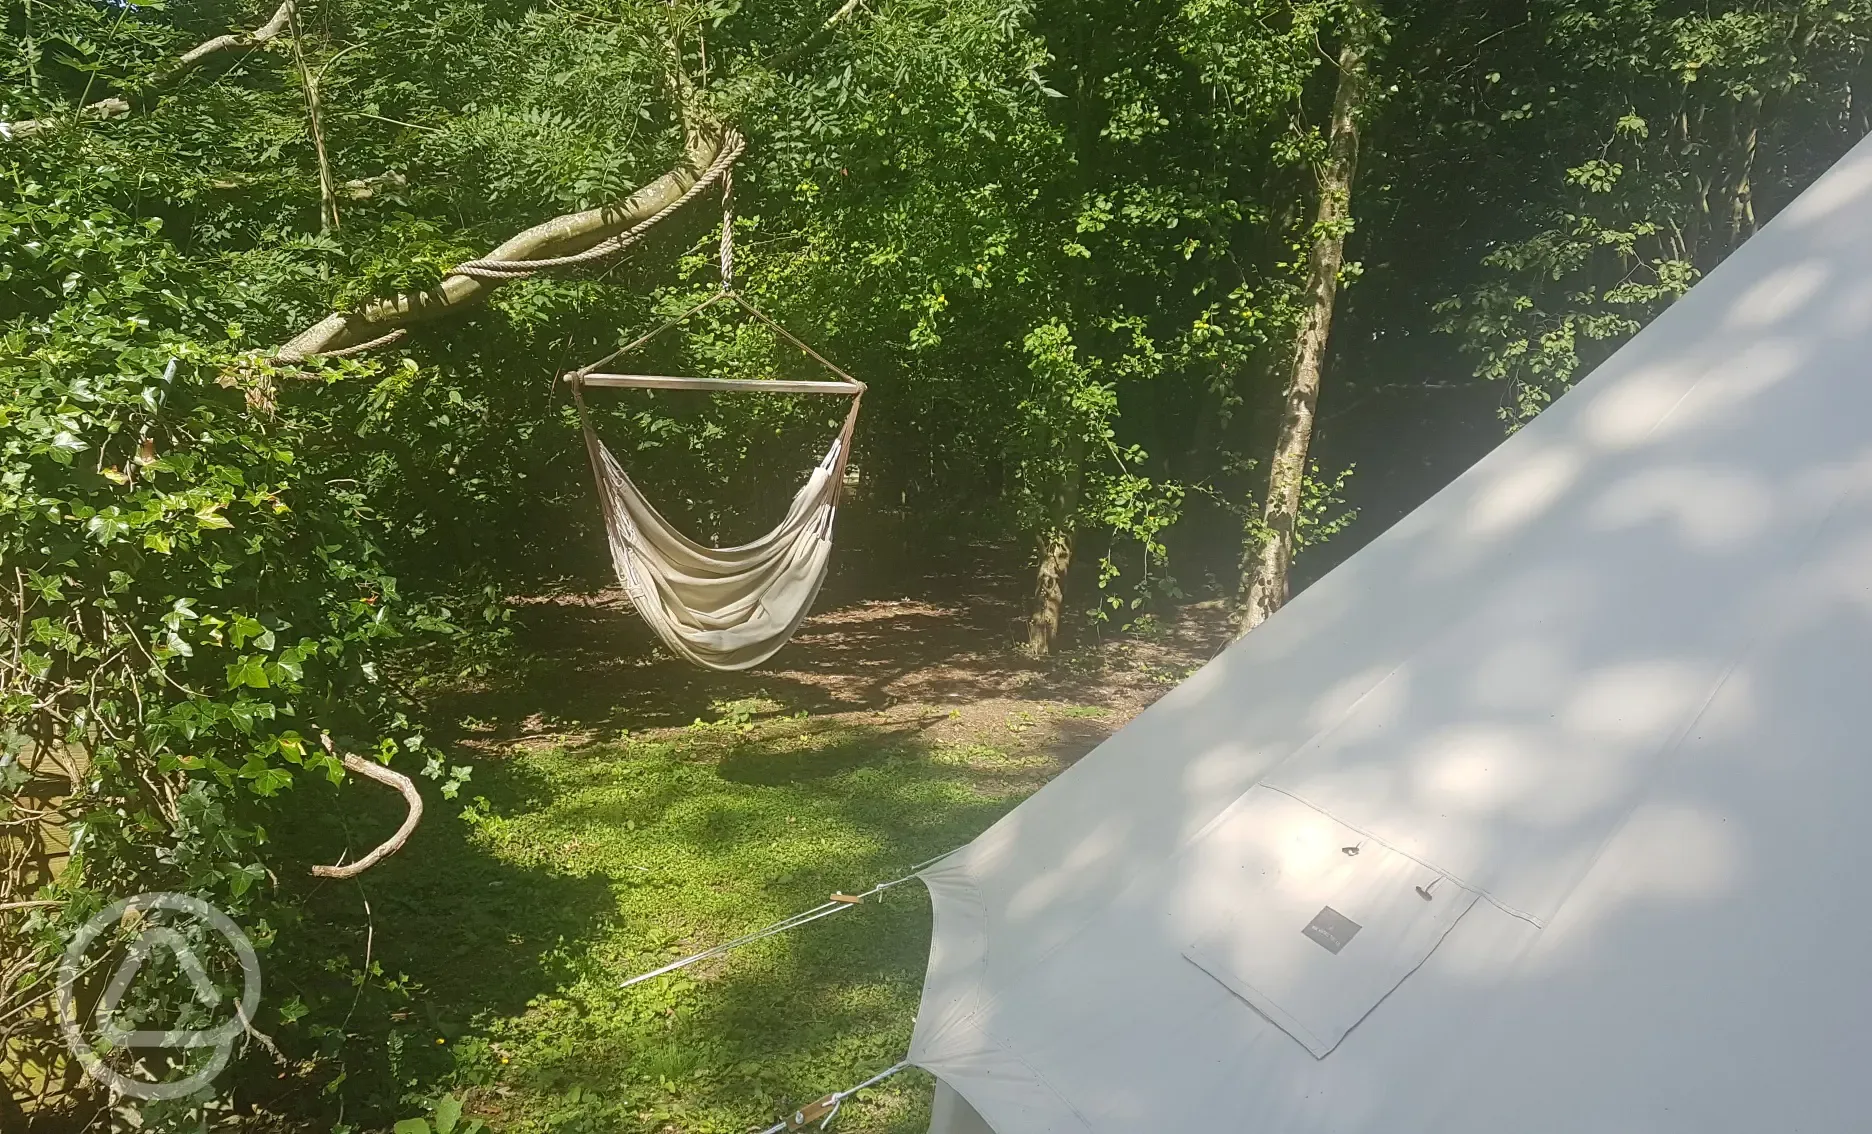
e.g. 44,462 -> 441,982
565,289 -> 865,671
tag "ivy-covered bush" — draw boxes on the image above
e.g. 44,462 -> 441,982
0,172 -> 458,1123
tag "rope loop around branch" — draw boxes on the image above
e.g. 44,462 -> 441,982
308,327 -> 408,358
449,129 -> 746,280
284,129 -> 747,361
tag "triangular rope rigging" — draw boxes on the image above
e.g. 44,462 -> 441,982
565,170 -> 865,670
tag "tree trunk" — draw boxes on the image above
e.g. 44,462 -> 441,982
286,3 -> 341,232
1726,93 -> 1762,254
1027,447 -> 1084,655
1236,5 -> 1374,637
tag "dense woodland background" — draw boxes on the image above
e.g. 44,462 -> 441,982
6,0 -> 1872,1129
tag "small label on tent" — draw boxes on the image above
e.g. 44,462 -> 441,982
1302,907 -> 1361,954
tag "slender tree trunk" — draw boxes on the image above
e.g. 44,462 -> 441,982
1027,444 -> 1084,655
287,4 -> 340,232
1236,5 -> 1374,637
1726,93 -> 1762,253
1025,12 -> 1102,658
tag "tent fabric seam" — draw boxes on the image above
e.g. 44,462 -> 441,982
917,1023 -> 1097,1134
1521,462 -> 1866,931
914,648 -> 1435,1002
1183,884 -> 1484,1060
914,863 -> 991,1050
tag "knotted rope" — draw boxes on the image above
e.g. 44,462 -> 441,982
759,1061 -> 913,1133
720,160 -> 735,290
309,327 -> 408,358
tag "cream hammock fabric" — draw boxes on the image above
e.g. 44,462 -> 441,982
566,291 -> 865,671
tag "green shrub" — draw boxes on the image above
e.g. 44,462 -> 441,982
0,308 -> 455,1118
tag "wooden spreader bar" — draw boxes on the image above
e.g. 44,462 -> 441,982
567,372 -> 864,395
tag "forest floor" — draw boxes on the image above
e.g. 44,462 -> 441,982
299,573 -> 1230,1134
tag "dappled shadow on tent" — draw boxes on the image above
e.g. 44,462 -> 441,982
913,139 -> 1872,1131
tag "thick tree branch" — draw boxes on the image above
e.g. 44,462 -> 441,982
1,1 -> 295,142
274,126 -> 737,360
177,0 -> 295,68
310,752 -> 424,879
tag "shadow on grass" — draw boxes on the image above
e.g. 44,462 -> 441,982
429,721 -> 1027,1134
715,717 -> 947,786
421,538 -> 1131,746
428,590 -> 1026,741
245,753 -> 619,1127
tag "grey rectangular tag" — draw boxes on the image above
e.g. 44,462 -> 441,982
1301,906 -> 1362,955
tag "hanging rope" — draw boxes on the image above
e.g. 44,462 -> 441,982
719,160 -> 735,290
451,130 -> 747,280
759,1060 -> 913,1133
565,265 -> 868,670
617,852 -> 950,989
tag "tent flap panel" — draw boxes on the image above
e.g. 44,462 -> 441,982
929,1079 -> 998,1134
1181,788 -> 1480,1058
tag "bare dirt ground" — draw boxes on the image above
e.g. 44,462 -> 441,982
435,569 -> 1234,768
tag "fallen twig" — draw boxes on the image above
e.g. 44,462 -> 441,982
310,743 -> 423,879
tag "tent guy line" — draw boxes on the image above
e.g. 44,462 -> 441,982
617,850 -> 957,990
757,1060 -> 913,1133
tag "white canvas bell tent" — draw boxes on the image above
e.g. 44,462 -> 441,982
909,133 -> 1872,1133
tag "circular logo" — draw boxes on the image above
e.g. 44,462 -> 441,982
56,892 -> 262,1100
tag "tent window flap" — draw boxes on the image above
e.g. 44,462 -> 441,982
1182,787 -> 1480,1059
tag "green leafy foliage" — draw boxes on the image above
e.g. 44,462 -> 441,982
1405,0 -> 1872,424
9,0 -> 1872,1125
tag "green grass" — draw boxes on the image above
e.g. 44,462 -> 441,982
294,715 -> 1044,1133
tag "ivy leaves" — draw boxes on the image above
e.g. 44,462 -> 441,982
0,298 -> 448,910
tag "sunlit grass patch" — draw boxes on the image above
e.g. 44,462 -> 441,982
386,715 -> 1032,1133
